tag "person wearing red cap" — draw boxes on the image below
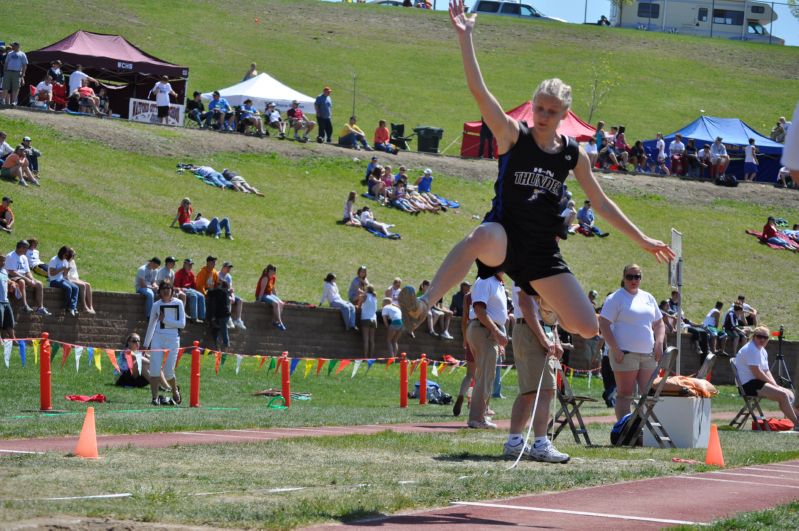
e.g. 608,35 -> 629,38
315,86 -> 333,143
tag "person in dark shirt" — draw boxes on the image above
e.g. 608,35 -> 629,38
449,281 -> 471,316
186,91 -> 209,128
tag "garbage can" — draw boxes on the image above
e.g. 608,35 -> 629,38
413,126 -> 444,154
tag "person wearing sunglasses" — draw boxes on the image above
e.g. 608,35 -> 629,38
599,264 -> 666,421
734,326 -> 799,431
114,333 -> 168,390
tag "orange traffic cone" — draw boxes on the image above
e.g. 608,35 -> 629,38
74,406 -> 99,459
705,424 -> 724,467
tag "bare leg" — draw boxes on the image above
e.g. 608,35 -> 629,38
757,384 -> 799,425
234,299 -> 243,320
15,279 -> 29,309
532,273 -> 598,338
613,369 -> 640,421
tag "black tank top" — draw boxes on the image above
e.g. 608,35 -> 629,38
484,122 -> 579,237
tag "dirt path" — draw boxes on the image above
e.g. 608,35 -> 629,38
5,108 -> 799,210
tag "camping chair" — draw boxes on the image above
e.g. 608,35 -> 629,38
728,358 -> 771,432
391,123 -> 413,151
549,360 -> 596,445
614,347 -> 678,448
695,352 -> 717,381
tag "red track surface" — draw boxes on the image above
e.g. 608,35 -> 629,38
307,460 -> 799,530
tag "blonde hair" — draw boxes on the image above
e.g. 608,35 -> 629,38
753,325 -> 770,337
533,78 -> 572,109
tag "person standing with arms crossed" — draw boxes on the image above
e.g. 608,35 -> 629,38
315,86 -> 333,143
399,0 -> 673,341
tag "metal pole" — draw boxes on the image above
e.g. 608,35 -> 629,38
662,0 -> 667,31
741,0 -> 747,40
710,0 -> 715,37
769,2 -> 774,44
675,258 -> 684,375
351,73 -> 356,118
584,0 -> 588,24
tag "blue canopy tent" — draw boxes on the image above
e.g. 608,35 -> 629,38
643,116 -> 783,182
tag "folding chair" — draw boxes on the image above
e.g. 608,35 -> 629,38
695,352 -> 716,381
614,347 -> 677,448
390,123 -> 413,151
549,360 -> 596,445
728,358 -> 771,432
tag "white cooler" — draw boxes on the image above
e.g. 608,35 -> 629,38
643,396 -> 712,449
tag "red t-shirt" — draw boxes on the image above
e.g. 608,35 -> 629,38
174,268 -> 196,289
762,223 -> 779,241
78,86 -> 95,98
374,126 -> 390,145
177,205 -> 193,225
287,107 -> 304,121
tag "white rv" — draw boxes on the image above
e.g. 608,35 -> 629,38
610,0 -> 784,45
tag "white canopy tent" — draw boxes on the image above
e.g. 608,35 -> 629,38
201,73 -> 315,113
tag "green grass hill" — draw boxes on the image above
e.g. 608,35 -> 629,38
1,0 -> 797,330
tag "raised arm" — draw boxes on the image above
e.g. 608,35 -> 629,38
573,150 -> 674,263
449,0 -> 518,153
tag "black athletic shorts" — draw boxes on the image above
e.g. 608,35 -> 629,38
157,105 -> 169,118
742,379 -> 765,397
0,301 -> 14,330
476,223 -> 571,295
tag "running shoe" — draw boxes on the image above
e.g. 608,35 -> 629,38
529,440 -> 570,463
503,441 -> 533,459
441,331 -> 454,340
467,419 -> 497,429
398,286 -> 428,332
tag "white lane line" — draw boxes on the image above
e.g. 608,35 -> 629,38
178,431 -> 272,440
745,467 -> 799,474
0,449 -> 45,455
712,471 -> 799,482
5,493 -> 134,502
451,501 -> 706,526
684,476 -> 799,490
266,487 -> 305,493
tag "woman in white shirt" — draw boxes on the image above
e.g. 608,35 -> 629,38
360,286 -> 378,358
734,326 -> 799,431
599,264 -> 665,421
319,273 -> 357,331
47,246 -> 80,316
381,297 -> 403,358
66,247 -> 96,314
143,281 -> 186,406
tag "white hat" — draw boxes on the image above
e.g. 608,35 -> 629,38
423,168 -> 432,175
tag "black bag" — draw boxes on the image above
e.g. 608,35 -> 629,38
408,381 -> 452,405
610,412 -> 643,446
714,174 -> 738,187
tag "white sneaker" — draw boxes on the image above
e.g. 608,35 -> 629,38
529,440 -> 570,463
227,318 -> 235,329
503,441 -> 532,459
467,419 -> 498,429
441,331 -> 454,340
234,319 -> 247,330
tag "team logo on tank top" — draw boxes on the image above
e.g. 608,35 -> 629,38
513,167 -> 563,202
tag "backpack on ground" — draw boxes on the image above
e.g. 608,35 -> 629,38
714,174 -> 738,187
610,412 -> 643,446
408,381 -> 452,405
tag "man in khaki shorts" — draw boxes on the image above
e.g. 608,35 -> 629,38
503,285 -> 569,463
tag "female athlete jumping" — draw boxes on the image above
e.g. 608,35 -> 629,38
399,0 -> 674,340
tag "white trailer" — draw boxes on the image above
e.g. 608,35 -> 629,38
610,0 -> 784,44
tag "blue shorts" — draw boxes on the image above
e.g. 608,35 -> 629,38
744,162 -> 758,174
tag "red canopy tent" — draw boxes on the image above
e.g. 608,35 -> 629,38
25,31 -> 188,118
461,101 -> 596,158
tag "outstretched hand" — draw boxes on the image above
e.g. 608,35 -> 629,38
640,236 -> 676,264
449,0 -> 476,34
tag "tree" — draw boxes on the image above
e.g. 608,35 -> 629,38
789,0 -> 799,19
585,54 -> 618,125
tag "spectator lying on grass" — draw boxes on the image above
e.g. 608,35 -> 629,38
180,212 -> 233,240
221,168 -> 264,196
358,206 -> 396,236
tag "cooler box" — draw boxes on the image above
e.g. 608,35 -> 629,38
643,396 -> 711,448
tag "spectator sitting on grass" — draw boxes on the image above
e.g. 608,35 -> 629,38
365,155 -> 379,182
25,238 -> 47,276
1,145 -> 39,186
777,166 -> 794,189
287,99 -> 315,142
135,257 -> 161,317
359,206 -> 397,236
67,247 -> 96,314
782,224 -> 799,244
239,98 -> 266,137
115,333 -> 166,389
340,116 -> 372,151
734,326 -> 799,432
221,168 -> 264,196
389,175 -> 419,214
206,91 -> 235,131
219,261 -> 246,330
343,191 -> 361,226
256,264 -> 286,330
75,78 -> 102,115
0,254 -> 16,342
174,258 -> 205,323
195,256 -> 219,296
629,140 -> 647,173
21,136 -> 41,176
0,132 -> 14,161
373,120 -> 398,154
367,166 -> 387,200
171,198 -> 194,229
584,138 -> 598,168
0,196 -> 14,234
186,91 -> 210,128
760,216 -> 795,250
320,273 -> 357,331
7,239 -> 50,315
96,87 -> 111,116
264,102 -> 286,139
576,199 -> 609,237
561,200 -> 576,234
